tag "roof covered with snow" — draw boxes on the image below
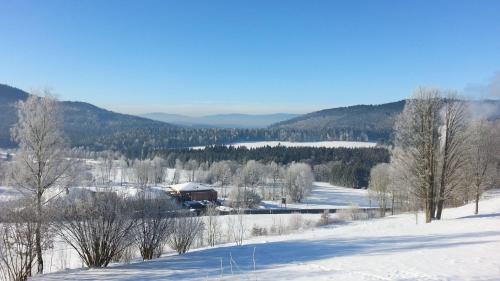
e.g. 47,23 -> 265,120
170,182 -> 214,192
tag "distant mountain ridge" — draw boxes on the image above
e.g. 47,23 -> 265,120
2,83 -> 498,154
0,84 -> 177,148
141,112 -> 300,128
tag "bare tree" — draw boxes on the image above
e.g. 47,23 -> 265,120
53,192 -> 135,268
435,96 -> 469,219
172,159 -> 183,184
227,209 -> 246,246
168,212 -> 203,254
150,156 -> 166,185
368,163 -> 391,217
184,159 -> 199,182
0,200 -> 40,281
284,163 -> 314,203
210,161 -> 233,198
118,156 -> 129,186
96,152 -> 115,187
131,191 -> 176,260
268,162 -> 283,200
204,205 -> 220,247
133,160 -> 150,187
466,119 -> 495,214
10,94 -> 72,273
393,88 -> 441,223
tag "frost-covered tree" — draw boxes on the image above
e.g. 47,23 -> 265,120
96,152 -> 115,187
133,160 -> 151,187
466,119 -> 496,214
368,163 -> 392,217
10,94 -> 73,274
284,163 -> 314,203
393,88 -> 441,223
241,160 -> 264,189
435,96 -> 469,219
268,161 -> 284,200
150,156 -> 166,184
210,161 -> 233,198
184,159 -> 199,182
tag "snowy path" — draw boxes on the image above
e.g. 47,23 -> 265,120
35,192 -> 500,281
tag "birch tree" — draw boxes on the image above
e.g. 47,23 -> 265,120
10,94 -> 72,274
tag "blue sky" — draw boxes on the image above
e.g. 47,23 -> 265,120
1,0 -> 499,115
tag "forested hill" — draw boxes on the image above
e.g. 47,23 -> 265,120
270,101 -> 406,143
0,84 -> 177,148
270,99 -> 500,143
0,84 -> 357,153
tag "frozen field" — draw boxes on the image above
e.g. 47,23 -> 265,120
261,182 -> 373,209
191,140 -> 377,150
35,191 -> 500,281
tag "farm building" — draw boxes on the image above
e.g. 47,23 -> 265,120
169,182 -> 218,201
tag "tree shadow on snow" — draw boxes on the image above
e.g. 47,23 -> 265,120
60,230 -> 500,281
457,213 -> 500,220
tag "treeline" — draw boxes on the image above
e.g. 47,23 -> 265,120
160,146 -> 389,188
73,126 -> 385,157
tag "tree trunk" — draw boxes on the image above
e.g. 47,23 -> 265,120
436,198 -> 444,219
391,194 -> 395,215
475,186 -> 480,215
436,150 -> 449,220
436,159 -> 447,219
425,201 -> 433,223
36,193 -> 44,274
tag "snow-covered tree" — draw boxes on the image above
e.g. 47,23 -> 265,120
368,163 -> 392,217
210,161 -> 233,198
10,94 -> 73,274
284,163 -> 314,203
393,88 -> 441,223
435,96 -> 469,219
466,119 -> 496,214
133,160 -> 150,187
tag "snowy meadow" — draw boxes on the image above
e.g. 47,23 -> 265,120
34,190 -> 500,281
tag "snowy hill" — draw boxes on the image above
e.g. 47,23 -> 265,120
35,190 -> 500,281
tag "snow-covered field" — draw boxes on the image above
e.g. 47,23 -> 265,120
191,141 -> 377,150
35,191 -> 500,281
261,182 -> 373,209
